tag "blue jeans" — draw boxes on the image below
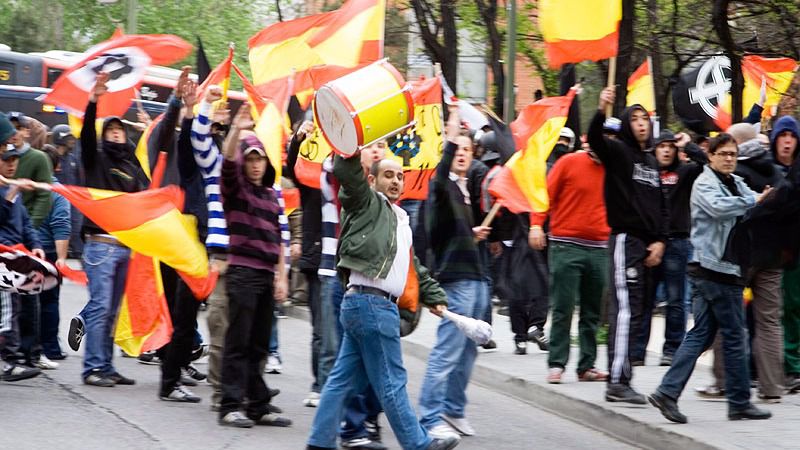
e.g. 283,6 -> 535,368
81,240 -> 130,378
657,276 -> 751,409
633,238 -> 689,359
269,310 -> 279,355
419,279 -> 489,429
318,275 -> 381,441
308,293 -> 431,450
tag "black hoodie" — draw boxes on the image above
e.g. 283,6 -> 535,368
657,143 -> 707,237
80,101 -> 149,235
587,106 -> 667,244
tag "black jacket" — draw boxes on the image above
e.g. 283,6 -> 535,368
659,143 -> 707,237
285,134 -> 321,272
80,101 -> 149,236
177,116 -> 209,244
734,139 -> 780,193
587,106 -> 667,244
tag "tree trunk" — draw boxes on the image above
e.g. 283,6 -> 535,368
476,0 -> 504,114
713,0 -> 743,124
440,0 -> 458,90
613,0 -> 636,116
647,0 -> 668,124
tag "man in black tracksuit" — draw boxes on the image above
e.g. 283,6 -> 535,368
587,87 -> 667,404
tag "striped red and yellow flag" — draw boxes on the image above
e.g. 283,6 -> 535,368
539,0 -> 622,69
50,185 -> 217,299
248,0 -> 385,109
488,90 -> 576,213
134,113 -> 164,180
715,55 -> 798,129
196,45 -> 234,109
626,58 -> 656,114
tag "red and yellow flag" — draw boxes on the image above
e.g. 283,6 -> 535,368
134,113 -> 164,180
716,55 -> 798,129
248,0 -> 385,109
50,185 -> 217,299
387,76 -> 443,200
626,58 -> 656,114
488,90 -> 577,213
539,0 -> 621,69
196,45 -> 234,106
295,100 -> 333,189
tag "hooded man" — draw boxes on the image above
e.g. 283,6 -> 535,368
587,87 -> 667,405
68,72 -> 148,388
728,122 -> 778,192
632,130 -> 707,367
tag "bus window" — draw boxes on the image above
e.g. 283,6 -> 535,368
46,68 -> 63,87
0,62 -> 15,84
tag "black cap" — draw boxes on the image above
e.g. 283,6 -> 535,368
2,147 -> 22,160
655,130 -> 677,146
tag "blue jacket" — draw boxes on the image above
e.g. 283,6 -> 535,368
37,180 -> 71,254
0,186 -> 42,250
690,165 -> 757,276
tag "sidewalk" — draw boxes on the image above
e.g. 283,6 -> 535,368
289,305 -> 800,450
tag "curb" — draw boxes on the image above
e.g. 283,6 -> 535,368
283,304 -> 718,450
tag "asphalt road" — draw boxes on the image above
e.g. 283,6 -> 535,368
3,280 -> 634,450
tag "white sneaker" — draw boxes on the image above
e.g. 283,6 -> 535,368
34,355 -> 59,370
427,423 -> 461,440
265,355 -> 282,374
442,414 -> 475,436
303,391 -> 320,407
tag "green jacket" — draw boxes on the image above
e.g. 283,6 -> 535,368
16,147 -> 53,228
333,154 -> 447,308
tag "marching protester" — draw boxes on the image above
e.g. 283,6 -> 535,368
0,112 -> 45,382
315,133 -> 388,449
648,133 -> 771,423
50,124 -> 84,259
530,135 -> 609,384
306,125 -> 457,450
68,72 -> 147,387
36,145 -> 71,365
284,114 -> 325,409
632,131 -> 707,367
588,86 -> 666,404
217,103 -> 290,428
418,108 -> 490,440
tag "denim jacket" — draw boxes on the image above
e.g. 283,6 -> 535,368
690,165 -> 757,276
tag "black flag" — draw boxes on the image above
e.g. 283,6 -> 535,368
672,55 -> 733,134
196,37 -> 212,85
559,64 -> 581,147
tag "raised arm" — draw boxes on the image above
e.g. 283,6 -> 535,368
220,104 -> 253,197
333,152 -> 371,212
81,72 -> 110,169
284,121 -> 313,183
191,87 -> 224,178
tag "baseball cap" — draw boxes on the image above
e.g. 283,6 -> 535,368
2,146 -> 22,160
240,134 -> 267,158
655,130 -> 677,146
51,124 -> 74,146
0,113 -> 16,143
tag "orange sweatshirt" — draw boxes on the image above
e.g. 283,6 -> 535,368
530,151 -> 610,244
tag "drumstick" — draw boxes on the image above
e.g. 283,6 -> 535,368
0,175 -> 52,191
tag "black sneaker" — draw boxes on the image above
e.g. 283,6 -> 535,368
83,371 -> 115,387
341,437 -> 387,449
180,374 -> 198,386
527,326 -> 549,351
728,404 -> 772,421
184,363 -> 207,381
160,385 -> 202,403
190,344 -> 208,362
68,316 -> 84,351
648,391 -> 687,423
108,372 -> 136,385
364,417 -> 382,443
479,340 -> 498,353
786,375 -> 800,393
514,341 -> 527,355
426,436 -> 460,450
659,355 -> 673,366
605,383 -> 646,405
247,407 -> 292,427
1,363 -> 41,382
137,351 -> 161,365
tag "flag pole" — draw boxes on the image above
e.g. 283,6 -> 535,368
606,56 -> 617,117
503,0 -> 517,122
480,202 -> 503,228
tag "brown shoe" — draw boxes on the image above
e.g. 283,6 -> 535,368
578,368 -> 609,382
547,367 -> 564,384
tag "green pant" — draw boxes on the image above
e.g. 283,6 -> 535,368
547,241 -> 607,373
783,265 -> 800,375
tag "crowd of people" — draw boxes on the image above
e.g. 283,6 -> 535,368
0,64 -> 799,450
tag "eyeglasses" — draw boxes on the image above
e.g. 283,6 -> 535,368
713,151 -> 737,159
